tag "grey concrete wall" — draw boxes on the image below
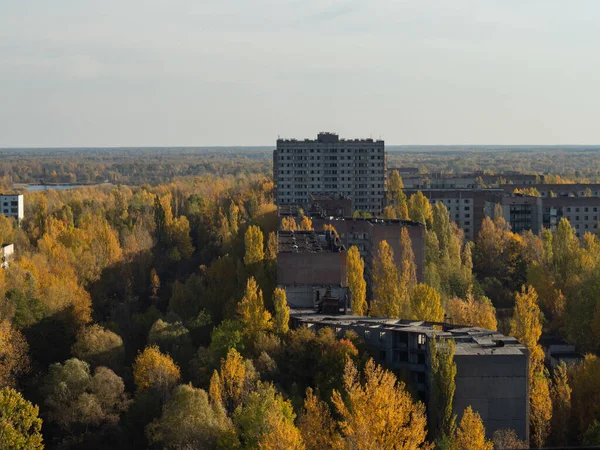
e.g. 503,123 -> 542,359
454,354 -> 529,442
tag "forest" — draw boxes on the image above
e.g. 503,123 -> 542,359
1,152 -> 600,449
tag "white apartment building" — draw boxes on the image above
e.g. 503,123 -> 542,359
273,133 -> 385,215
0,194 -> 24,222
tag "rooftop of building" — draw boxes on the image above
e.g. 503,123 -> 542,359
290,311 -> 527,356
277,132 -> 383,144
315,216 -> 424,227
544,196 -> 600,206
278,230 -> 345,253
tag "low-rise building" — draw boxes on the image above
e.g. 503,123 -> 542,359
539,336 -> 583,370
0,194 -> 24,222
501,183 -> 600,198
290,312 -> 529,442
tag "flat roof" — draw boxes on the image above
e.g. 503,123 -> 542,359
278,230 -> 343,253
290,311 -> 527,356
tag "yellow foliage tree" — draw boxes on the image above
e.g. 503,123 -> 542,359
259,405 -> 305,450
451,406 -> 493,450
510,285 -> 545,370
370,240 -> 402,318
133,345 -> 181,393
280,217 -> 297,231
550,363 -> 571,447
244,225 -> 265,266
346,246 -> 367,316
238,277 -> 273,343
400,228 -> 417,302
218,348 -> 248,411
446,293 -> 497,331
0,320 -> 30,389
298,216 -> 313,231
569,354 -> 600,435
530,370 -> 552,448
408,191 -> 433,226
409,284 -> 444,322
273,287 -> 290,334
298,388 -> 343,450
332,358 -> 432,450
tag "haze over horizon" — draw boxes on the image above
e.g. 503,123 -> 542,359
2,1 -> 600,147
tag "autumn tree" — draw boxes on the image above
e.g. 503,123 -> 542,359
400,228 -> 417,300
386,171 -> 409,220
298,216 -> 313,231
550,362 -> 571,446
569,354 -> 600,436
238,277 -> 272,345
429,337 -> 456,442
280,216 -> 297,231
133,345 -> 181,394
446,293 -> 497,330
71,324 -> 124,372
147,383 -> 235,449
346,246 -> 367,316
370,240 -> 402,318
0,320 -> 30,389
212,348 -> 258,413
510,285 -> 551,448
298,388 -> 343,450
43,359 -> 129,433
408,191 -> 433,226
244,225 -> 265,266
273,287 -> 290,334
233,381 -> 303,450
0,387 -> 43,450
332,358 -> 431,449
451,406 -> 493,450
410,284 -> 444,322
492,429 -> 526,449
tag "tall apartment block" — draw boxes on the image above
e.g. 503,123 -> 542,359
273,133 -> 385,215
0,194 -> 24,223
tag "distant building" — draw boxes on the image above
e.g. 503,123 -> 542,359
404,189 -> 504,241
0,194 -> 24,222
543,196 -> 600,237
1,243 -> 14,269
273,133 -> 386,215
501,195 -> 543,234
290,312 -> 529,443
387,167 -> 419,176
400,171 -> 540,190
502,183 -> 600,198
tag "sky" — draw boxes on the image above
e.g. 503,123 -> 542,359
1,0 -> 600,147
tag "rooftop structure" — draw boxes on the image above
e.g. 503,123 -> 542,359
290,311 -> 529,442
277,230 -> 344,254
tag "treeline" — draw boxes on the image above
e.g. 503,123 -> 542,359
0,148 -> 272,186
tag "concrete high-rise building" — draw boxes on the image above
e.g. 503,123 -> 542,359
0,194 -> 24,223
273,132 -> 385,215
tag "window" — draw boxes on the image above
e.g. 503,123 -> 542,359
464,206 -> 470,211
417,334 -> 426,345
567,207 -> 571,212
364,330 -> 370,339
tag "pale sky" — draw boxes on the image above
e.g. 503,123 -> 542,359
1,0 -> 600,147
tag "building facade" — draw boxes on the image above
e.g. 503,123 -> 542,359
0,194 -> 24,222
290,312 -> 529,442
273,133 -> 385,215
404,189 -> 504,241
